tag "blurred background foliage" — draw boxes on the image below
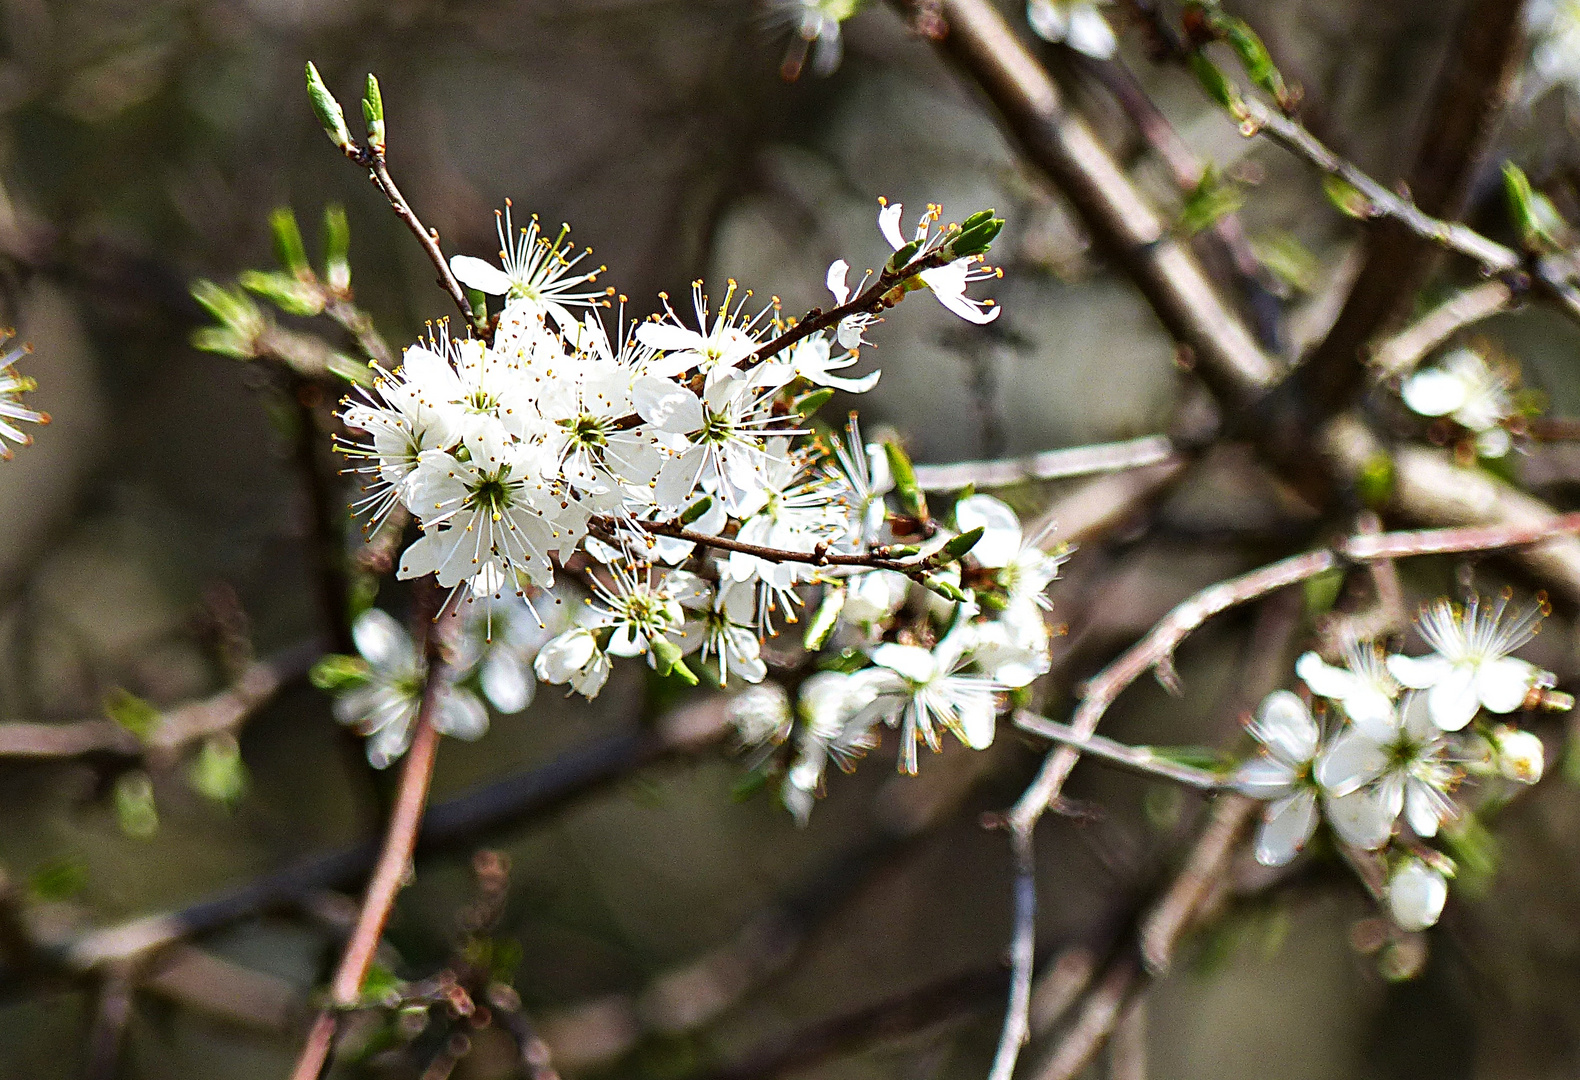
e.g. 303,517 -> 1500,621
4,0 -> 1580,1077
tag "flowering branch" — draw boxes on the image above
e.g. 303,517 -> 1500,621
602,517 -> 941,576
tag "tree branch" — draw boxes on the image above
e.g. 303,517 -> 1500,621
1012,712 -> 1226,791
1369,279 -> 1516,380
911,435 -> 1176,492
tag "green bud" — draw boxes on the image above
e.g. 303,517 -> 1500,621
1321,175 -> 1374,220
188,734 -> 248,806
942,525 -> 984,561
886,238 -> 923,274
1503,161 -> 1565,252
190,326 -> 253,360
1356,451 -> 1395,509
269,206 -> 311,277
793,387 -> 835,419
1177,165 -> 1244,237
678,495 -> 713,526
240,269 -> 324,317
882,439 -> 928,520
191,279 -> 263,335
921,574 -> 969,603
113,772 -> 159,839
802,585 -> 846,651
362,73 -> 386,154
960,209 -> 995,231
946,216 -> 1003,259
310,653 -> 372,691
104,687 -> 161,741
327,352 -> 374,387
466,287 -> 488,325
305,62 -> 353,151
648,634 -> 686,676
1220,16 -> 1287,104
1188,52 -> 1244,117
322,204 -> 351,291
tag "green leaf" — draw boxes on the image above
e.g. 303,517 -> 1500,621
311,653 -> 372,692
1249,230 -> 1320,293
188,735 -> 248,806
361,73 -> 386,154
1188,52 -> 1244,115
1302,567 -> 1345,616
1146,745 -> 1232,772
1321,175 -> 1374,219
190,326 -> 253,359
305,62 -> 353,151
802,585 -> 846,651
1177,165 -> 1244,237
29,857 -> 88,902
1220,16 -> 1287,103
1356,451 -> 1395,509
793,387 -> 835,419
239,269 -> 324,317
113,772 -> 159,839
104,687 -> 160,741
322,204 -> 351,290
882,439 -> 928,520
190,279 -> 262,333
360,962 -> 406,1007
269,207 -> 311,277
678,496 -> 713,526
942,525 -> 984,561
920,573 -> 969,603
1503,161 -> 1566,252
885,238 -> 923,274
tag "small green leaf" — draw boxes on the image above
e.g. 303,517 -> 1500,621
920,573 -> 969,603
802,585 -> 846,651
113,772 -> 159,839
29,857 -> 88,902
1249,230 -> 1320,294
1322,175 -> 1374,220
885,238 -> 923,274
1220,16 -> 1287,103
1177,165 -> 1244,237
1503,161 -> 1566,252
190,280 -> 263,334
190,326 -> 253,359
1188,52 -> 1244,116
305,62 -> 353,151
1145,745 -> 1231,772
188,734 -> 248,806
322,204 -> 351,290
240,269 -> 324,317
466,287 -> 488,325
1356,451 -> 1395,509
793,387 -> 835,419
360,962 -> 406,1007
942,526 -> 985,561
882,439 -> 928,520
269,207 -> 311,277
104,687 -> 160,741
1302,567 -> 1345,615
361,73 -> 386,154
678,495 -> 713,526
311,653 -> 371,692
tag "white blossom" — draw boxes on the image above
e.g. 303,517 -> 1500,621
1026,0 -> 1117,59
825,259 -> 878,350
768,0 -> 857,78
783,670 -> 882,823
877,201 -> 1002,325
332,608 -> 488,768
1489,724 -> 1545,784
1399,347 -> 1515,458
727,681 -> 793,747
1387,858 -> 1449,932
681,579 -> 768,685
0,334 -> 48,459
1232,690 -> 1323,866
449,203 -> 608,331
1295,638 -> 1401,739
1315,692 -> 1458,841
534,626 -> 613,699
1387,596 -> 1548,732
856,632 -> 1005,775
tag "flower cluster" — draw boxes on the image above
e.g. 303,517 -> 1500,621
0,331 -> 48,460
1400,346 -> 1516,458
1026,0 -> 1117,59
1234,595 -> 1563,931
336,199 -> 1005,771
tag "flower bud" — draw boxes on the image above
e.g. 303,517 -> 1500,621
1491,725 -> 1544,784
802,585 -> 845,651
322,204 -> 352,291
1386,858 -> 1448,932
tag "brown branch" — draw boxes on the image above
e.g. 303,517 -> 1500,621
0,640 -> 319,760
290,590 -> 452,1080
886,0 -> 1280,406
1012,712 -> 1226,791
1294,0 -> 1528,414
911,435 -> 1176,492
594,517 -> 932,575
287,375 -> 356,655
985,825 -> 1036,1080
1369,279 -> 1516,380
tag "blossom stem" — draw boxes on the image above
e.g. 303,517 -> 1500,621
289,590 -> 452,1080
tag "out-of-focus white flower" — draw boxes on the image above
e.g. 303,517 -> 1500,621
768,0 -> 859,79
0,333 -> 49,459
783,670 -> 882,823
1387,596 -> 1547,732
332,608 -> 488,768
968,618 -> 1050,688
1026,0 -> 1117,58
449,203 -> 608,331
1315,693 -> 1457,840
877,201 -> 1002,325
728,681 -> 793,747
1490,724 -> 1545,784
1529,0 -> 1580,99
1387,857 -> 1450,932
840,570 -> 911,636
1399,347 -> 1514,457
857,632 -> 1004,774
454,587 -> 574,714
1233,690 -> 1323,866
534,626 -> 613,699
1295,638 -> 1401,739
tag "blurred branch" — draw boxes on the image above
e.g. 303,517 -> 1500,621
291,585 -> 452,1080
912,435 -> 1176,492
1011,712 -> 1225,791
1295,0 -> 1529,414
0,639 -> 320,760
886,0 -> 1281,405
985,826 -> 1036,1080
286,376 -> 356,656
85,968 -> 134,1080
1369,279 -> 1516,380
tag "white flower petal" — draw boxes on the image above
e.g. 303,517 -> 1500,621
1294,652 -> 1358,699
352,608 -> 413,672
1065,4 -> 1118,58
1232,755 -> 1299,799
871,643 -> 935,683
449,255 -> 516,296
434,686 -> 489,741
1386,653 -> 1452,689
826,258 -> 851,304
954,494 -> 1022,568
1255,790 -> 1318,867
1316,730 -> 1389,796
1323,786 -> 1395,850
1401,367 -> 1469,418
1427,665 -> 1481,731
1026,0 -> 1070,42
878,202 -> 907,251
1476,656 -> 1536,714
633,376 -> 704,433
1251,690 -> 1320,765
481,650 -> 534,714
1388,860 -> 1448,931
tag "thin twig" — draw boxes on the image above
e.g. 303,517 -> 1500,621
985,826 -> 1036,1080
289,592 -> 452,1080
1369,279 -> 1515,380
595,517 -> 933,576
1108,996 -> 1148,1080
1012,712 -> 1226,791
911,435 -> 1176,491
